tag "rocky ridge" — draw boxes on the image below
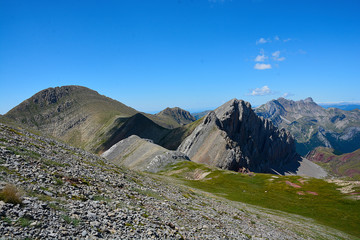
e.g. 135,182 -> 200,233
255,97 -> 360,155
0,123 -> 352,239
178,99 -> 297,173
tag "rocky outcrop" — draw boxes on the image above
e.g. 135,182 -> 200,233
255,97 -> 360,155
101,135 -> 189,173
178,99 -> 297,173
156,107 -> 196,126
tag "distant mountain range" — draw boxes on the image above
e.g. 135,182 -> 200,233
319,102 -> 360,111
255,97 -> 360,156
192,110 -> 211,120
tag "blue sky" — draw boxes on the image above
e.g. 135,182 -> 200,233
1,0 -> 360,114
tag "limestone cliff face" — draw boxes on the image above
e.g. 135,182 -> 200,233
178,99 -> 297,173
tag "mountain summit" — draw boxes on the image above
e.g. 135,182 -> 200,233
3,85 -> 179,152
156,107 -> 196,126
178,99 -> 297,173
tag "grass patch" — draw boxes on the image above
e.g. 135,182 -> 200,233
1,216 -> 12,224
93,195 -> 111,202
62,214 -> 80,226
48,202 -> 66,212
17,217 -> 32,227
0,184 -> 22,204
163,161 -> 360,237
43,159 -> 69,168
53,177 -> 64,186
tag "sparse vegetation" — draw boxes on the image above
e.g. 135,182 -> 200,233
163,161 -> 360,237
0,184 -> 23,204
17,217 -> 32,227
61,215 -> 80,226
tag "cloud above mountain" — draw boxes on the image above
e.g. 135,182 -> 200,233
253,36 -> 292,70
249,85 -> 273,96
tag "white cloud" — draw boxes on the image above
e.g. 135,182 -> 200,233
254,49 -> 268,62
272,50 -> 285,61
250,86 -> 273,96
255,54 -> 267,62
256,38 -> 268,45
254,63 -> 272,70
283,38 -> 291,42
282,92 -> 294,98
274,35 -> 280,41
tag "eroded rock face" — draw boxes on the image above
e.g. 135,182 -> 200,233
102,135 -> 189,173
178,99 -> 297,173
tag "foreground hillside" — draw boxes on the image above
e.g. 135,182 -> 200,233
0,123 -> 356,239
307,147 -> 360,180
255,97 -> 360,155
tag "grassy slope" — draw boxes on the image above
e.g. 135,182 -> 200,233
307,147 -> 360,180
161,161 -> 360,238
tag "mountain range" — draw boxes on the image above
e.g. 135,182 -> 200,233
255,97 -> 360,156
1,86 -> 299,174
1,85 -> 360,238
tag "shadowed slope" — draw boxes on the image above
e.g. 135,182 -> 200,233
96,113 -> 171,153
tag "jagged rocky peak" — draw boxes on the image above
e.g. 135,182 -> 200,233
304,97 -> 314,103
178,98 -> 297,173
156,106 -> 196,125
